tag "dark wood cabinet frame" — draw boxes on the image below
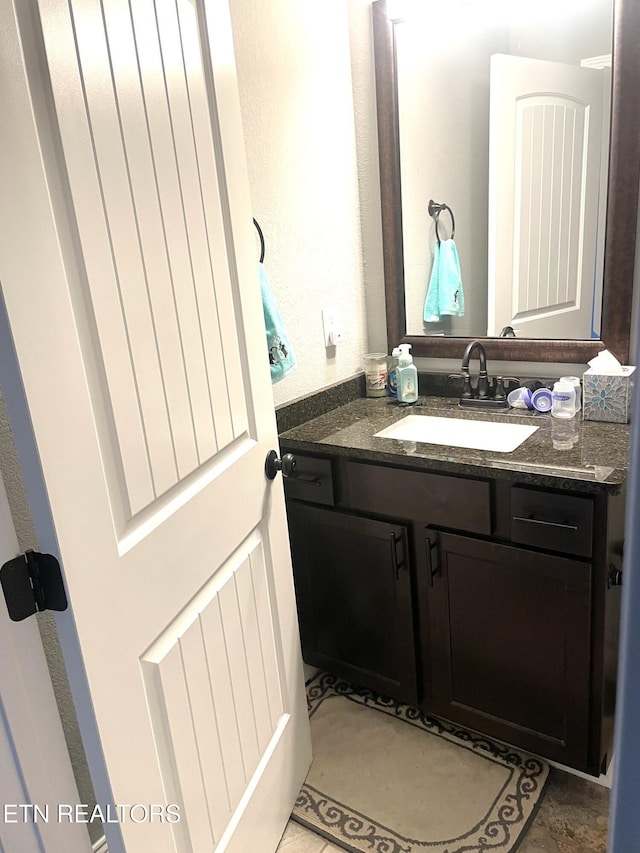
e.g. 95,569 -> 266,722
282,450 -> 626,775
373,0 -> 640,364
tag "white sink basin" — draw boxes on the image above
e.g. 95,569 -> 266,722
374,414 -> 539,453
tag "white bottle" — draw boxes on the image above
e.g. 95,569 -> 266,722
551,380 -> 576,419
396,344 -> 418,403
560,376 -> 581,414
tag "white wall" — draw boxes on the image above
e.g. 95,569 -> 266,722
229,0 -> 369,405
509,0 -> 612,64
397,19 -> 508,338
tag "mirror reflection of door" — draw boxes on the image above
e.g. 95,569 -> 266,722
396,0 -> 614,341
488,54 -> 609,339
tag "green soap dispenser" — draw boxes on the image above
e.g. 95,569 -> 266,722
396,343 -> 418,403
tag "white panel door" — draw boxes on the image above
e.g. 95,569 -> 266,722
0,1 -> 310,851
487,54 -> 605,338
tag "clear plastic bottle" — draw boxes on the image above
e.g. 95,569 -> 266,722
560,376 -> 582,414
551,380 -> 576,419
552,418 -> 579,450
507,386 -> 533,409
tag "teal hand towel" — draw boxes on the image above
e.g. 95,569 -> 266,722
259,263 -> 296,383
423,238 -> 465,322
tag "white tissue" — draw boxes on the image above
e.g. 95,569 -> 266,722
587,349 -> 625,375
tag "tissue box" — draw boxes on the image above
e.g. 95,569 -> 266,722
582,366 -> 636,423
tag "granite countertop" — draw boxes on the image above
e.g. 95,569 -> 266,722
279,396 -> 630,493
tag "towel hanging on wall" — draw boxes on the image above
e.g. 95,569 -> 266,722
424,200 -> 465,322
254,219 -> 296,383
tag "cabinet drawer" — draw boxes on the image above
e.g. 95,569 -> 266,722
345,461 -> 491,535
511,486 -> 593,558
283,454 -> 335,506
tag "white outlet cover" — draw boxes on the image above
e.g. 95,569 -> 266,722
322,306 -> 342,346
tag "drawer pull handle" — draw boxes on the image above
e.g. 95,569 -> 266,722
513,515 -> 578,532
425,536 -> 440,587
293,473 -> 322,487
390,532 -> 404,579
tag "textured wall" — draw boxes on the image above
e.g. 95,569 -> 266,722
509,0 -> 612,64
0,394 -> 101,845
229,0 -> 369,405
397,20 -> 508,338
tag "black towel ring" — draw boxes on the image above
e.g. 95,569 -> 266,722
428,200 -> 455,244
253,217 -> 265,263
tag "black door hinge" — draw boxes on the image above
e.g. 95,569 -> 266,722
0,550 -> 68,622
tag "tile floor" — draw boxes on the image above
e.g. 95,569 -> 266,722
276,768 -> 610,853
517,769 -> 610,853
276,820 -> 342,853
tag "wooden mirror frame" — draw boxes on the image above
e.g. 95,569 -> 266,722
373,0 -> 640,363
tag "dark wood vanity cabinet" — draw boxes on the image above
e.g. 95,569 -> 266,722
287,502 -> 418,705
426,532 -> 592,769
283,451 -> 624,775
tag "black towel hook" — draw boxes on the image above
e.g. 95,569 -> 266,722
428,199 -> 455,244
253,217 -> 265,263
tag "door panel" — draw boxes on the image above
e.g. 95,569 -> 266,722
140,532 -> 286,847
0,0 -> 310,850
513,97 -> 585,318
488,54 -> 605,338
42,0 -> 249,519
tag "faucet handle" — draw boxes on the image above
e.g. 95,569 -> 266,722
500,376 -> 520,391
493,376 -> 520,402
448,373 -> 473,398
496,376 -> 520,399
493,376 -> 507,401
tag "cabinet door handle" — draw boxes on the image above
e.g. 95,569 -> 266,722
390,532 -> 403,579
425,536 -> 439,587
513,515 -> 578,532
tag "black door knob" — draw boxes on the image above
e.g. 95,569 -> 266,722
265,450 -> 297,480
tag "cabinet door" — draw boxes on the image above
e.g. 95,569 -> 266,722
427,532 -> 591,769
288,503 -> 417,705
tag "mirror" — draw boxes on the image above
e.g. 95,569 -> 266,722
373,0 -> 640,363
397,1 -> 612,341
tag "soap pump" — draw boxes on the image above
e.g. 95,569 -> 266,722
396,343 -> 418,403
